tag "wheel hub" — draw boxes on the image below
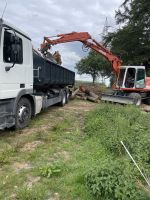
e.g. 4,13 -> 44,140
18,106 -> 29,122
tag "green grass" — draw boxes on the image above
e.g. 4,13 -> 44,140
84,103 -> 150,199
0,101 -> 149,199
16,185 -> 46,200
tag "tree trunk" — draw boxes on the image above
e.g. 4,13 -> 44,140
92,75 -> 96,85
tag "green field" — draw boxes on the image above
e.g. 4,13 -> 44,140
0,100 -> 150,200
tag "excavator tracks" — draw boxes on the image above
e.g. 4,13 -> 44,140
101,93 -> 140,106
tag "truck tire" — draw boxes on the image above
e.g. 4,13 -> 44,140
59,91 -> 66,107
128,93 -> 141,106
15,97 -> 32,129
65,91 -> 70,104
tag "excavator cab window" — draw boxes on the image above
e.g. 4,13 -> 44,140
135,69 -> 145,88
125,68 -> 135,88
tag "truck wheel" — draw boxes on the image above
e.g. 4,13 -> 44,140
59,91 -> 66,107
15,98 -> 32,129
128,93 -> 141,106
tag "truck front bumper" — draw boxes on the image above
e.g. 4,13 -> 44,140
0,99 -> 15,130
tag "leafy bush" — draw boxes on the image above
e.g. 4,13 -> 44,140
39,164 -> 61,178
85,159 -> 149,200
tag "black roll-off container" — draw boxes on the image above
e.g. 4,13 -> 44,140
33,50 -> 75,90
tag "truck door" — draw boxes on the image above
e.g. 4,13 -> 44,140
0,28 -> 26,99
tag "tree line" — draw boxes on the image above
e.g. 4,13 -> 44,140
76,0 -> 150,84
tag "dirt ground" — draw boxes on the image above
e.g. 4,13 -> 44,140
141,104 -> 150,112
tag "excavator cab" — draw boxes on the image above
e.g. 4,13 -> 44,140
102,66 -> 146,106
116,66 -> 146,89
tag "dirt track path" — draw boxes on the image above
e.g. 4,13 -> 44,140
141,104 -> 150,112
0,100 -> 97,137
20,100 -> 98,135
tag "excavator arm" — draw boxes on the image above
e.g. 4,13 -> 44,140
40,32 -> 122,74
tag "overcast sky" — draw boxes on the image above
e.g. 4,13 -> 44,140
0,0 -> 123,81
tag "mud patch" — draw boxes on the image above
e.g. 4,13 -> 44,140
48,150 -> 70,163
26,175 -> 41,188
9,193 -> 17,200
141,104 -> 150,112
55,150 -> 70,161
47,192 -> 60,200
20,141 -> 44,152
20,126 -> 49,136
13,162 -> 32,172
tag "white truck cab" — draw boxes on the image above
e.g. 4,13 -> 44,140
0,19 -> 36,129
0,19 -> 33,99
0,19 -> 75,130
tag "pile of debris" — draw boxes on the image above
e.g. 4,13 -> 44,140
71,85 -> 101,103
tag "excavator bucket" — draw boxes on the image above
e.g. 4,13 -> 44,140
101,93 -> 137,105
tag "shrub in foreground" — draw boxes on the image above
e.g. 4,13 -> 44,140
85,159 -> 149,200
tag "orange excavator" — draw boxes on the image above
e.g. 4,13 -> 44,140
40,32 -> 150,105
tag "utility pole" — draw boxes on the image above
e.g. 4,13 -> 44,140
101,17 -> 111,44
101,17 -> 111,48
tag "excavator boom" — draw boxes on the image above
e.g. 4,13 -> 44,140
40,32 -> 122,74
